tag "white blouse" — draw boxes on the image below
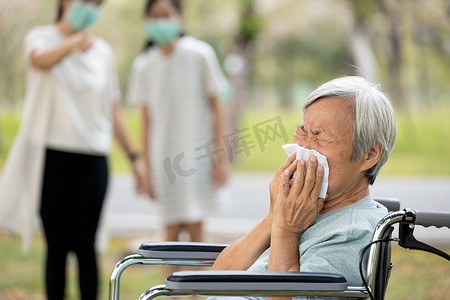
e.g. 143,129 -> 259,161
0,25 -> 120,250
25,25 -> 120,154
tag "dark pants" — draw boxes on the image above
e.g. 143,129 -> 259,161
40,148 -> 108,300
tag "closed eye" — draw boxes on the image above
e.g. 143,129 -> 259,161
296,124 -> 307,135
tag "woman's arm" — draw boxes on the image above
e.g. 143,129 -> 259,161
141,106 -> 155,199
268,156 -> 324,273
113,102 -> 137,158
212,215 -> 272,270
266,157 -> 324,300
112,102 -> 149,195
30,31 -> 93,69
212,153 -> 298,270
209,94 -> 228,188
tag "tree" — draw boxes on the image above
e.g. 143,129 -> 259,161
228,0 -> 264,131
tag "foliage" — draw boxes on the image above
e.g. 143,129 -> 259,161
0,0 -> 450,109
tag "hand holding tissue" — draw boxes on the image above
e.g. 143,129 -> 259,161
282,144 -> 329,199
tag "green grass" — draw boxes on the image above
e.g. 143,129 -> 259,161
0,233 -> 449,300
1,105 -> 450,175
0,233 -> 165,300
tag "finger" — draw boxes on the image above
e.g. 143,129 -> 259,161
278,160 -> 298,197
84,42 -> 93,51
290,159 -> 306,195
275,153 -> 297,179
301,155 -> 317,198
310,165 -> 325,201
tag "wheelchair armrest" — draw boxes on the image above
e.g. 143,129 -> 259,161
137,242 -> 228,260
166,271 -> 348,291
374,197 -> 400,212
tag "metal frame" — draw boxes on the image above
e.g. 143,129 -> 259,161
136,211 -> 410,300
139,284 -> 369,299
109,254 -> 214,300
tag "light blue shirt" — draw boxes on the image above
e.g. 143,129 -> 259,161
210,195 -> 387,300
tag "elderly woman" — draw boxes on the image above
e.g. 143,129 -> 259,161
211,76 -> 397,298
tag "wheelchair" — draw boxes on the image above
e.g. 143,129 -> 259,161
109,197 -> 450,300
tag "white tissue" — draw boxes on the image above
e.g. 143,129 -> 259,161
281,144 -> 329,198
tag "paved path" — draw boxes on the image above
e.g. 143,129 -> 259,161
100,173 -> 450,246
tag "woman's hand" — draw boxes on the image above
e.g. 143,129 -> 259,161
272,155 -> 325,238
66,31 -> 94,52
212,158 -> 229,189
267,155 -> 324,275
30,31 -> 94,69
268,153 -> 297,220
131,158 -> 156,200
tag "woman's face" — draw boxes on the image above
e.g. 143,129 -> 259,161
62,0 -> 103,15
147,0 -> 180,20
293,97 -> 369,200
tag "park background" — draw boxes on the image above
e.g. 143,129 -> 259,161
0,0 -> 449,299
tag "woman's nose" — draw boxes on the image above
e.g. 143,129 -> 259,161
302,138 -> 312,149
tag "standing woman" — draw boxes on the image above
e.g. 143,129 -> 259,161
0,0 -> 146,299
127,0 -> 230,249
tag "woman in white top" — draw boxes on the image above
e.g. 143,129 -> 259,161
128,0 -> 230,249
0,0 -> 146,299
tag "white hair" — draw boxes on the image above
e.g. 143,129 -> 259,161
303,76 -> 397,185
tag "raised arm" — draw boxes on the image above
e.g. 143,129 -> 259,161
30,31 -> 93,69
212,153 -> 297,270
268,156 -> 324,273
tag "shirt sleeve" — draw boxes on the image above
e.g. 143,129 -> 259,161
201,43 -> 232,102
23,26 -> 51,65
126,55 -> 147,106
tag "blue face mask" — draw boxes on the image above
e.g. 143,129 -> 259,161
67,1 -> 100,32
144,18 -> 180,45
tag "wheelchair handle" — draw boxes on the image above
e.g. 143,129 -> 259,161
414,210 -> 450,229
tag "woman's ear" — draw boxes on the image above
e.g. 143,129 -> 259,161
360,143 -> 383,172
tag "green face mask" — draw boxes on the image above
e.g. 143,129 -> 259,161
67,1 -> 100,32
144,18 -> 180,45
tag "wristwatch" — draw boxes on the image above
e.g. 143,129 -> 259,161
128,152 -> 141,162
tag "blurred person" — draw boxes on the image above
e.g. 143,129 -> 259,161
127,0 -> 231,261
0,0 -> 147,299
210,76 -> 397,299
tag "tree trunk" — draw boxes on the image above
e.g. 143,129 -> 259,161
228,0 -> 260,132
377,0 -> 407,109
347,26 -> 380,82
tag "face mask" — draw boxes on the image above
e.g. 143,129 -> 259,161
67,1 -> 100,32
144,18 -> 180,45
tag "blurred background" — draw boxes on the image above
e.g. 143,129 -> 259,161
0,0 -> 449,299
1,0 -> 450,173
